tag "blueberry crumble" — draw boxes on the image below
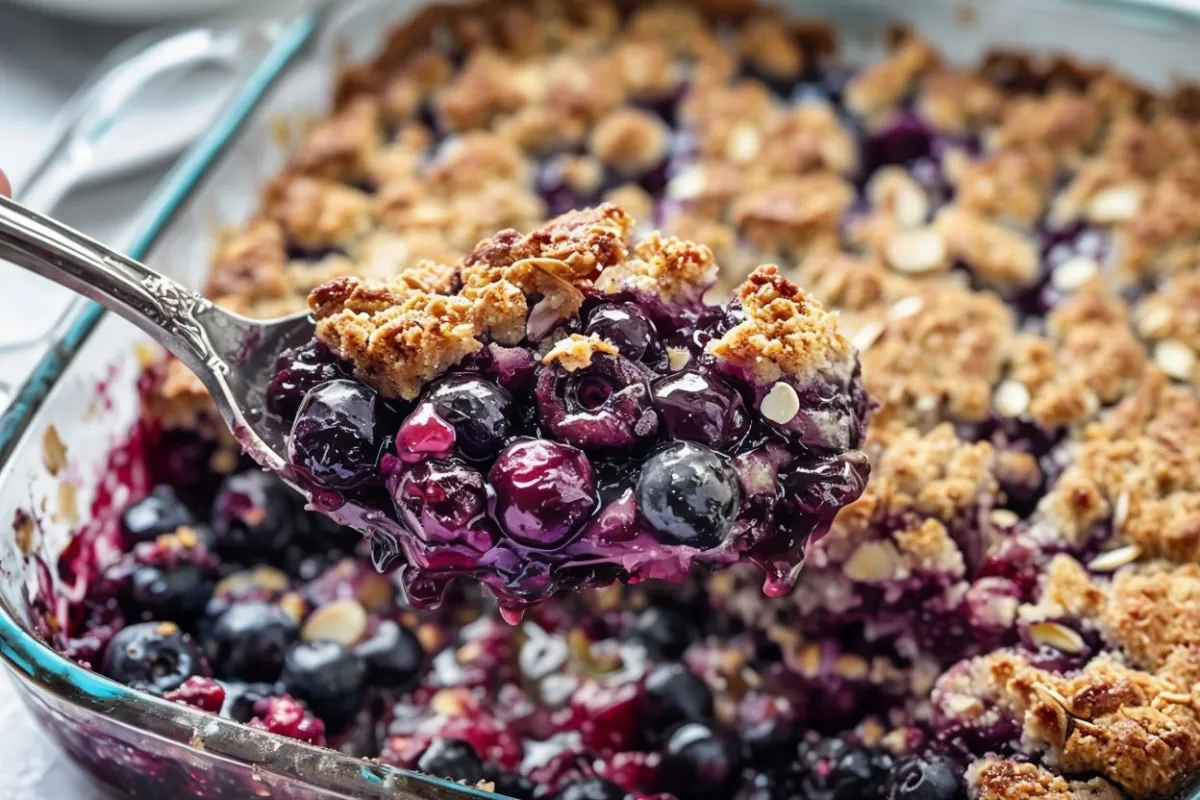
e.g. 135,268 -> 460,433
27,2 -> 1200,799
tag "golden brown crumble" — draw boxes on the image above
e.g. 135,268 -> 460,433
917,69 -> 1006,133
932,206 -> 1039,288
707,265 -> 854,385
1136,274 -> 1200,384
261,175 -> 373,251
858,283 -> 1015,424
595,233 -> 718,306
541,334 -> 619,372
738,13 -> 804,81
845,36 -> 938,123
952,146 -> 1056,228
968,759 -> 1123,800
794,249 -> 893,313
990,90 -> 1103,164
602,183 -> 654,224
614,39 -> 679,99
206,219 -> 288,305
761,103 -> 858,177
588,107 -> 670,174
291,96 -> 381,181
426,132 -> 531,191
731,173 -> 854,256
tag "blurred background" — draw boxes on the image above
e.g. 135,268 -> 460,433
0,4 -> 306,795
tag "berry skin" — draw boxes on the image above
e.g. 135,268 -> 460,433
636,442 -> 740,549
796,736 -> 894,800
640,663 -> 714,741
631,606 -> 695,660
121,485 -> 196,545
288,379 -> 384,490
163,675 -> 226,713
210,471 -> 302,559
490,439 -> 598,548
416,739 -> 487,784
101,621 -> 207,694
280,641 -> 367,734
651,371 -> 746,449
660,721 -> 742,800
425,373 -> 515,460
493,772 -> 538,799
390,459 -> 496,554
204,601 -> 298,682
885,755 -> 966,800
354,619 -> 424,690
557,777 -> 629,800
122,563 -> 214,624
585,303 -> 657,362
266,340 -> 345,420
247,695 -> 326,746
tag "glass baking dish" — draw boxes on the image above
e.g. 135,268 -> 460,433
3,0 -> 1200,797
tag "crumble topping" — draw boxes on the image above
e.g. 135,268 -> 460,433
952,146 -> 1056,227
261,175 -> 373,251
968,759 -> 1123,800
594,233 -> 718,306
990,90 -> 1102,163
541,334 -> 619,372
857,283 -> 1015,424
707,265 -> 854,385
1136,274 -> 1200,385
845,35 -> 938,123
588,107 -> 670,174
737,13 -> 804,81
917,69 -> 1006,133
761,103 -> 858,176
206,219 -> 288,305
932,206 -> 1040,288
731,173 -> 854,256
291,96 -> 381,181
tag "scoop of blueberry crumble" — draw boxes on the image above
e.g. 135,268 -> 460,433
266,204 -> 870,617
29,1 -> 1200,799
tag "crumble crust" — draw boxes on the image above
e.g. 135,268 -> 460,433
968,759 -> 1123,800
261,175 -> 374,251
737,13 -> 804,81
989,90 -> 1103,164
917,69 -> 1006,133
730,172 -> 854,255
952,146 -> 1056,227
588,107 -> 670,174
541,334 -> 619,372
707,264 -> 855,385
845,35 -> 938,123
594,233 -> 718,306
932,206 -> 1040,288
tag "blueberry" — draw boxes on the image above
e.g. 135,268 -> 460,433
222,681 -> 284,723
266,340 -> 345,420
640,663 -> 714,740
636,442 -> 740,549
796,737 -> 893,800
280,641 -> 367,734
885,755 -> 965,800
121,486 -> 196,545
493,772 -> 538,799
426,373 -> 515,460
585,303 -> 656,362
210,471 -> 303,558
101,621 -> 206,694
205,601 -> 297,682
288,379 -> 384,490
631,606 -> 695,660
651,371 -> 746,449
490,439 -> 598,548
416,739 -> 486,784
353,619 -> 424,690
535,353 -> 660,449
557,777 -> 628,800
122,564 -> 214,624
660,721 -> 742,799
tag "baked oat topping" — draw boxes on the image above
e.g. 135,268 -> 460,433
540,333 -> 619,372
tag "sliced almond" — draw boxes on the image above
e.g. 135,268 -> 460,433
1030,621 -> 1085,654
760,382 -> 801,425
1087,184 -> 1142,223
301,598 -> 368,645
833,654 -> 868,680
1050,256 -> 1099,292
946,693 -> 984,715
852,320 -> 886,352
1112,491 -> 1131,531
843,541 -> 900,583
993,379 -> 1031,418
214,566 -> 289,598
989,509 -> 1020,528
1154,339 -> 1196,381
797,643 -> 823,678
889,296 -> 925,319
726,123 -> 763,163
666,346 -> 692,371
886,228 -> 948,274
1087,544 -> 1142,572
1138,306 -> 1174,338
667,165 -> 706,200
867,167 -> 929,228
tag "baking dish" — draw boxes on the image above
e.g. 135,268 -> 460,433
4,0 -> 1200,798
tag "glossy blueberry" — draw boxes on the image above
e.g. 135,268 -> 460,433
205,601 -> 297,682
490,439 -> 598,548
493,772 -> 538,800
640,662 -> 714,739
288,379 -> 384,490
353,619 -> 424,690
267,340 -> 345,420
631,606 -> 695,660
101,621 -> 206,694
660,721 -> 742,800
122,564 -> 214,624
121,485 -> 196,545
416,739 -> 486,784
210,471 -> 302,558
585,303 -> 657,362
557,777 -> 628,800
651,371 -> 746,449
280,640 -> 367,733
796,737 -> 893,800
536,354 -> 660,450
636,442 -> 740,549
426,373 -> 515,460
390,459 -> 495,553
885,755 -> 966,800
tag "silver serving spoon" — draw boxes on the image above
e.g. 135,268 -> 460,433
0,193 -> 308,481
